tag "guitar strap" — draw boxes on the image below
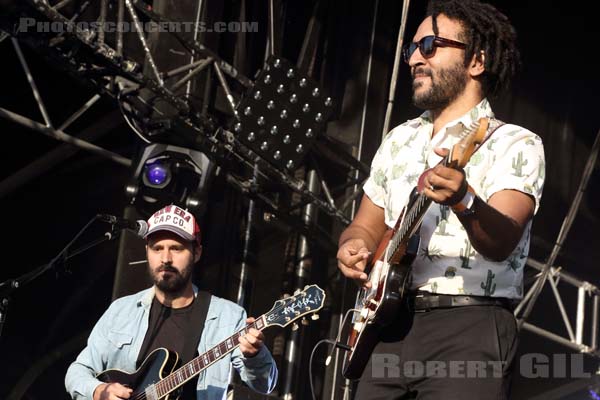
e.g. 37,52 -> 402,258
476,117 -> 505,152
181,290 -> 212,364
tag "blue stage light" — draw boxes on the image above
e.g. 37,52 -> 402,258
144,163 -> 171,187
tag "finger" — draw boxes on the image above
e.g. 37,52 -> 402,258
112,384 -> 133,398
244,337 -> 263,350
245,317 -> 255,324
238,335 -> 248,349
421,173 -> 434,192
339,245 -> 370,261
239,336 -> 259,356
242,333 -> 257,346
428,167 -> 464,193
338,262 -> 372,289
244,329 -> 263,345
426,182 -> 459,204
339,251 -> 370,269
247,328 -> 265,341
433,165 -> 464,182
423,170 -> 453,193
341,238 -> 369,253
427,173 -> 455,192
337,262 -> 368,281
345,245 -> 369,256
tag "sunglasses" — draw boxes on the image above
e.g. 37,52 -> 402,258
402,35 -> 467,63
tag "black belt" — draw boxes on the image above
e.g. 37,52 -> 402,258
408,292 -> 516,312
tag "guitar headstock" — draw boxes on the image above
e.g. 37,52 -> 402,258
264,285 -> 325,327
448,117 -> 489,168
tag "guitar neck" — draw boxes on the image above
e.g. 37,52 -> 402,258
152,315 -> 268,397
387,192 -> 432,264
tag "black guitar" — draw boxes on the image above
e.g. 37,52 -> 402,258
97,285 -> 325,399
342,118 -> 489,380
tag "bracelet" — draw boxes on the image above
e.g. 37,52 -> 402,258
451,185 -> 477,216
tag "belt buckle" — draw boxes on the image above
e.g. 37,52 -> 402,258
412,293 -> 430,313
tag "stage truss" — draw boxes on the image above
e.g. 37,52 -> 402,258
0,0 -> 369,251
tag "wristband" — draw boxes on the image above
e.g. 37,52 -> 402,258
451,185 -> 477,216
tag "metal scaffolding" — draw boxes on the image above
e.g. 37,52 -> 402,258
515,128 -> 600,358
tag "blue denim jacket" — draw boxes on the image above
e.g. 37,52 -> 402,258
65,286 -> 278,399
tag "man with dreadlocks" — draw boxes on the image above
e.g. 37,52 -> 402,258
337,0 -> 545,398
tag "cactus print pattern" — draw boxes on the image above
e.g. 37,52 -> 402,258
362,99 -> 545,299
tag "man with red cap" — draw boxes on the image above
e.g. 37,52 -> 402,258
65,204 -> 278,400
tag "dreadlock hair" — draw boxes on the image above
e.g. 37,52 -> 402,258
426,0 -> 520,98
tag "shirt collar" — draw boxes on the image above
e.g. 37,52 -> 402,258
418,98 -> 495,136
138,284 -> 200,309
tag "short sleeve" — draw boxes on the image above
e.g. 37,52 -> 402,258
362,134 -> 392,208
481,125 -> 545,214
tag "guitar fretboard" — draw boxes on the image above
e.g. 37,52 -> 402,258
387,192 -> 432,264
153,316 -> 267,397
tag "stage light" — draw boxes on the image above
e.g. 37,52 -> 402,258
143,162 -> 171,188
234,56 -> 334,172
126,144 -> 215,215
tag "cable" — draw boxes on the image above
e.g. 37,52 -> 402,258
309,339 -> 349,400
325,308 -> 360,366
308,308 -> 360,400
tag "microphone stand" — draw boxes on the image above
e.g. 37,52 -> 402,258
0,215 -> 119,339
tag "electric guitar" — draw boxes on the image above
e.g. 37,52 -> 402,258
342,118 -> 489,380
97,285 -> 325,399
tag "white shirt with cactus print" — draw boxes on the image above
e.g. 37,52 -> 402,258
363,99 -> 545,299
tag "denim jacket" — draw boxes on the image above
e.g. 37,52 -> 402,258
65,286 -> 278,399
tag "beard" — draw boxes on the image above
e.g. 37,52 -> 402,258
150,264 -> 192,294
412,60 -> 468,111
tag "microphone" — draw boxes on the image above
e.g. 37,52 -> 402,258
97,214 -> 148,237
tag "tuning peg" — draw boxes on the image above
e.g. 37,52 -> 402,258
301,317 -> 309,326
294,288 -> 301,295
291,323 -> 299,331
304,285 -> 309,290
282,293 -> 290,299
311,314 -> 320,321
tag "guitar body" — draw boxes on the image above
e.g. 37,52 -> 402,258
342,260 -> 412,380
343,188 -> 422,380
97,348 -> 180,400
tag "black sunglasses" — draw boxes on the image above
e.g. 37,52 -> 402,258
402,35 -> 467,63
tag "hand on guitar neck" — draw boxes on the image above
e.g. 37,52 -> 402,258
420,147 -> 469,206
238,317 -> 265,358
